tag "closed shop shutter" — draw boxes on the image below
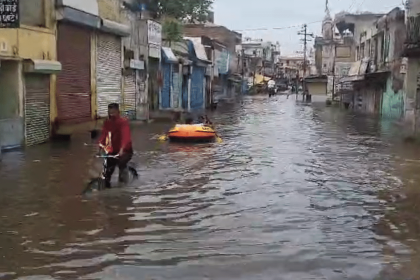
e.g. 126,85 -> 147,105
205,76 -> 211,108
161,63 -> 171,109
123,73 -> 136,119
172,65 -> 180,109
97,33 -> 122,117
24,74 -> 50,146
181,74 -> 188,109
190,66 -> 205,109
148,59 -> 159,110
56,23 -> 91,124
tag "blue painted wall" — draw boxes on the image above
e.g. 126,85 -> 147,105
161,63 -> 171,109
172,65 -> 181,109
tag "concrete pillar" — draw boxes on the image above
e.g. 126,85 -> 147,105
405,58 -> 419,133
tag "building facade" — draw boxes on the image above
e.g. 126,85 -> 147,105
183,23 -> 242,98
404,0 -> 420,133
0,0 -> 61,150
278,54 -> 305,78
54,0 -> 100,133
184,37 -> 212,109
314,3 -> 360,99
338,8 -> 407,122
0,1 -> 247,150
121,0 -> 145,119
96,0 -> 130,118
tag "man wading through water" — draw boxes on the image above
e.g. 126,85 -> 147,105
98,103 -> 133,188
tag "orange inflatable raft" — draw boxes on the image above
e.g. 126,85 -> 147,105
167,124 -> 216,142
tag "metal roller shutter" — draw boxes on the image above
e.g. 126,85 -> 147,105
190,66 -> 205,109
24,74 -> 50,146
182,74 -> 189,109
123,73 -> 136,119
56,23 -> 91,124
97,33 -> 122,117
161,63 -> 171,108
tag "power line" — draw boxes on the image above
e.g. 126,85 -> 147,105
348,0 -> 358,11
234,0 -> 367,32
355,0 -> 367,11
234,20 -> 322,32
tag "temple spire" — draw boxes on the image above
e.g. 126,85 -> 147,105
323,0 -> 331,21
325,0 -> 331,18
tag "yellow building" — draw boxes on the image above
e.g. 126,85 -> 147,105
0,0 -> 148,147
0,0 -> 61,149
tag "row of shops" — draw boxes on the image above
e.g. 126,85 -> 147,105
334,57 -> 405,121
303,56 -> 406,123
159,36 -> 241,111
160,41 -> 211,111
0,2 -> 149,149
0,1 -> 241,150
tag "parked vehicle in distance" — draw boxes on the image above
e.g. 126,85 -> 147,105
276,82 -> 288,92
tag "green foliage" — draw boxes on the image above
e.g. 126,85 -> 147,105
139,0 -> 213,22
162,17 -> 183,44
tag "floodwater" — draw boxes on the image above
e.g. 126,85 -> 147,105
2,96 -> 420,279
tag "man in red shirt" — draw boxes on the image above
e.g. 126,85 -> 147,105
98,103 -> 133,188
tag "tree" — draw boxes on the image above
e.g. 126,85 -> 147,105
138,0 -> 213,22
162,17 -> 183,46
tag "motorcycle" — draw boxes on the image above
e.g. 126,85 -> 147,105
268,86 -> 276,97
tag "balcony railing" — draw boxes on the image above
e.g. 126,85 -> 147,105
405,15 -> 420,54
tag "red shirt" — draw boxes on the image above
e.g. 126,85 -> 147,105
99,116 -> 133,154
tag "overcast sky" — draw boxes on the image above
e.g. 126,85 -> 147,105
213,0 -> 404,55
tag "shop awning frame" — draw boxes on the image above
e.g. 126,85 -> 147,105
162,47 -> 178,63
23,59 -> 62,74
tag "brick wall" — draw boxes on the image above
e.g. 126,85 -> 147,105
184,25 -> 239,53
98,0 -> 123,23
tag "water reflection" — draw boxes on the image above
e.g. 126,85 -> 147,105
1,96 -> 420,279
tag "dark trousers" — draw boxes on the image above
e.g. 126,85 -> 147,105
104,152 -> 133,187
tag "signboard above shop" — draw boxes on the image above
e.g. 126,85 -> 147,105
129,59 -> 144,70
149,44 -> 161,59
0,0 -> 19,28
147,20 -> 162,46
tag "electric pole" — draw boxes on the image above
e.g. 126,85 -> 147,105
298,24 -> 314,78
298,24 -> 314,99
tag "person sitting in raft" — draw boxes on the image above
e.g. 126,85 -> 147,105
172,111 -> 182,123
185,117 -> 194,124
199,115 -> 213,126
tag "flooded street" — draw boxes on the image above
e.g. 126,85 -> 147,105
3,95 -> 420,279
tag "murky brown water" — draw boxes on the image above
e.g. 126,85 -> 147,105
2,96 -> 420,279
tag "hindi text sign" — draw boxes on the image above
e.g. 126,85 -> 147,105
0,0 -> 19,28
